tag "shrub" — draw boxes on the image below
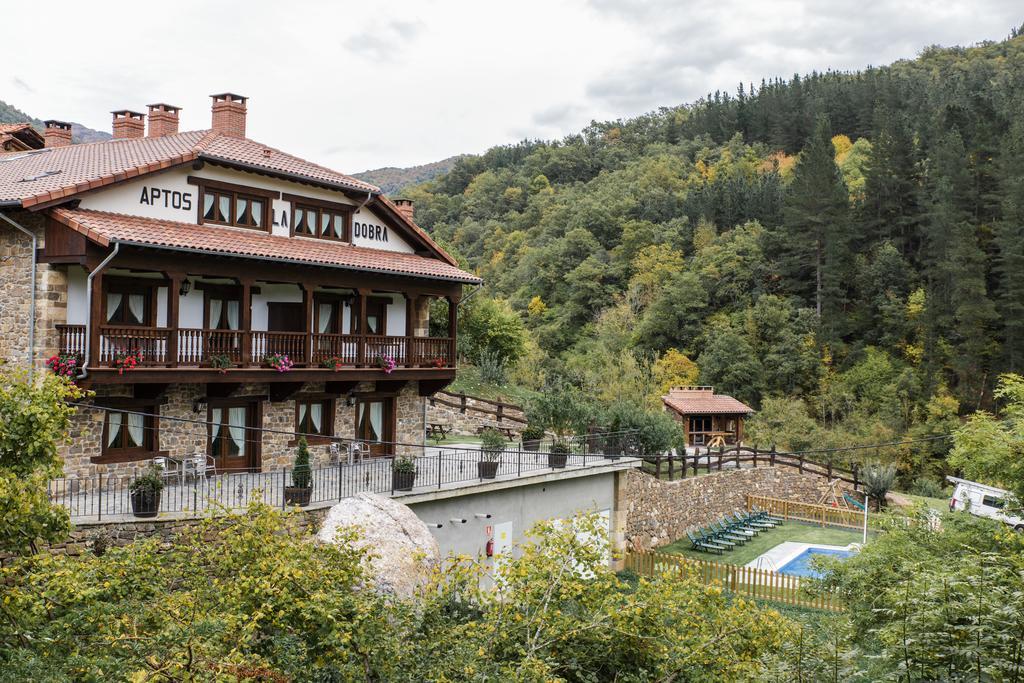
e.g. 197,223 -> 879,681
479,428 -> 506,462
129,465 -> 165,494
392,455 -> 416,474
909,476 -> 945,499
292,437 -> 312,489
521,424 -> 545,441
477,348 -> 506,384
862,462 -> 897,508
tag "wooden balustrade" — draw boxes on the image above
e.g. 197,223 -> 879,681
57,326 -> 455,373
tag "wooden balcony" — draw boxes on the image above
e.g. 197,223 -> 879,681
56,324 -> 456,384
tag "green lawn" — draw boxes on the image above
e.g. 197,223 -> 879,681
428,435 -> 483,446
659,521 -> 870,566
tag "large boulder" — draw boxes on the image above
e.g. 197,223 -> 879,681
316,492 -> 440,598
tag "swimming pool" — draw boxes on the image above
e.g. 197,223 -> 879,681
778,547 -> 854,578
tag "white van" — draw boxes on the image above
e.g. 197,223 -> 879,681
947,476 -> 1024,531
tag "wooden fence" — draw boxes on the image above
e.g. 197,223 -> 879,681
429,390 -> 528,425
746,494 -> 867,530
642,445 -> 860,490
624,550 -> 844,612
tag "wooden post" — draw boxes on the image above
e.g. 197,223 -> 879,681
798,453 -> 804,473
164,272 -> 182,367
89,271 -> 104,366
753,444 -> 758,468
301,283 -> 314,366
404,294 -> 416,367
239,279 -> 253,365
446,295 -> 458,363
718,445 -> 724,471
770,444 -> 776,467
655,455 -> 662,479
668,454 -> 674,481
357,288 -> 369,365
460,393 -> 467,413
853,463 -> 860,491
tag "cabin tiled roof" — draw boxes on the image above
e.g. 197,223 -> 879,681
0,129 -> 378,208
49,208 -> 481,283
0,123 -> 44,151
662,388 -> 754,415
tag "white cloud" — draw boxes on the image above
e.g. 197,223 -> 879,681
0,0 -> 1017,172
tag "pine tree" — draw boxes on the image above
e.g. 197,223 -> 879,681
778,115 -> 852,341
994,121 -> 1024,372
921,129 -> 997,404
861,109 -> 923,260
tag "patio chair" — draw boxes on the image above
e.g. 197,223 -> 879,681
687,529 -> 725,554
698,526 -> 735,550
185,454 -> 216,482
734,509 -> 776,529
152,456 -> 182,483
724,513 -> 761,535
710,520 -> 749,544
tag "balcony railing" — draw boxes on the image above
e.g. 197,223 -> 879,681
55,324 -> 456,370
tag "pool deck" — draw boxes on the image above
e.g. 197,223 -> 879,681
746,541 -> 858,572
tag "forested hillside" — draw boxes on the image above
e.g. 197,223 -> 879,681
413,29 -> 1024,481
354,155 -> 462,194
0,98 -> 110,144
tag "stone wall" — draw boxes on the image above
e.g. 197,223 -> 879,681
61,380 -> 426,480
622,466 -> 854,551
426,393 -> 526,437
0,210 -> 64,373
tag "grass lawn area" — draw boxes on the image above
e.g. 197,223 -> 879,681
448,366 -> 539,407
899,492 -> 950,512
659,521 -> 871,566
428,435 -> 483,446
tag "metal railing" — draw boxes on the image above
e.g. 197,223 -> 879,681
49,430 -> 641,522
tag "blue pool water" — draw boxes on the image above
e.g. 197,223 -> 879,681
778,548 -> 854,578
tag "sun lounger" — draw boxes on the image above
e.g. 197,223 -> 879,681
725,513 -> 762,534
687,529 -> 726,554
710,520 -> 748,544
700,526 -> 736,549
751,504 -> 785,524
734,509 -> 776,529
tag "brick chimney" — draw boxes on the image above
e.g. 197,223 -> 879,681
146,103 -> 181,137
393,198 -> 415,222
111,110 -> 145,139
210,93 -> 247,137
42,120 -> 72,148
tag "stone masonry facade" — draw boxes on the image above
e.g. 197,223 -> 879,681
63,380 -> 427,481
622,466 -> 854,551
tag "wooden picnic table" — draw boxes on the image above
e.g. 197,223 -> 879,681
427,423 -> 452,439
478,425 -> 517,441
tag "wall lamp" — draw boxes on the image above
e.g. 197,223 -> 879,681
179,278 -> 192,296
474,513 -> 492,519
449,518 -> 468,524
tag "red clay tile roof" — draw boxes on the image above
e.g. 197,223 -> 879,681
662,390 -> 754,415
0,129 -> 378,208
49,208 -> 481,283
0,123 -> 34,134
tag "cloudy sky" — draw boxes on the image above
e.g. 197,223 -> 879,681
3,0 -> 1020,172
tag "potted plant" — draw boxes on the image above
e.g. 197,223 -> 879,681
46,352 -> 80,380
284,437 -> 313,506
478,427 -> 505,479
112,349 -> 143,375
548,440 -> 570,469
321,356 -> 346,371
264,353 -> 293,373
209,354 -> 233,374
376,354 -> 397,374
129,465 -> 165,518
521,424 -> 545,452
392,455 -> 417,491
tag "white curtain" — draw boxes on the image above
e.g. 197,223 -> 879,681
211,408 -> 222,448
208,299 -> 223,329
107,412 -> 122,446
127,412 -> 144,447
310,403 -> 323,433
106,293 -> 122,322
128,294 -> 145,324
228,407 -> 246,455
226,301 -> 240,330
298,402 -> 308,429
218,196 -> 230,222
318,303 -> 332,333
369,402 -> 383,442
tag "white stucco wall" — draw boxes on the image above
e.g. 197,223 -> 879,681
66,266 -> 87,325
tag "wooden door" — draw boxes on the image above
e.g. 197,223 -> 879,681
356,397 -> 394,456
208,402 -> 260,472
268,302 -> 305,332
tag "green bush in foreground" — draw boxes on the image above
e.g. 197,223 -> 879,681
0,505 -> 787,682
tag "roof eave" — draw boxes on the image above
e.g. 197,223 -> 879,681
199,153 -> 381,197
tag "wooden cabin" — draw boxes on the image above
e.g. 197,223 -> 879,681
661,386 -> 754,448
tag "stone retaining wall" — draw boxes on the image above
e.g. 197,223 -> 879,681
623,467 -> 854,551
426,393 -> 526,437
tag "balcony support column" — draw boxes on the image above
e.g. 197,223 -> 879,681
302,283 -> 314,367
446,295 -> 459,367
89,271 -> 104,367
163,272 -> 183,367
357,288 -> 369,366
239,279 -> 253,366
404,294 -> 417,367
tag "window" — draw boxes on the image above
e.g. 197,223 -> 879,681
293,204 -> 349,241
105,281 -> 153,326
356,396 -> 395,456
296,398 -> 335,441
982,495 -> 1006,509
201,188 -> 266,229
351,297 -> 389,335
314,294 -> 346,334
98,404 -> 160,461
190,176 -> 277,231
